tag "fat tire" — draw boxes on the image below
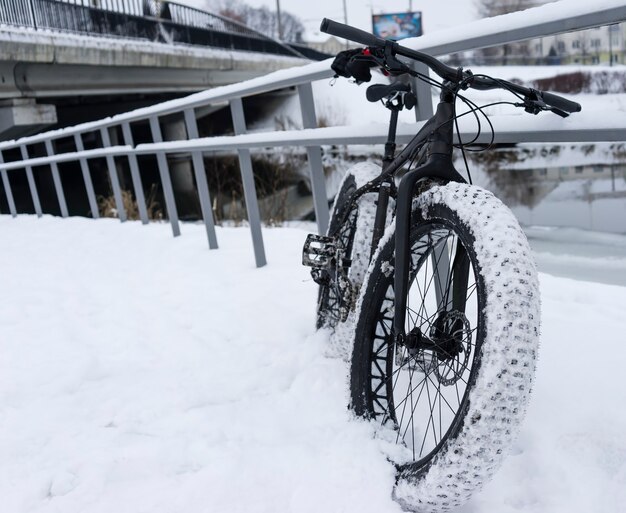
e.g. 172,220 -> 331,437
351,182 -> 540,512
316,162 -> 381,330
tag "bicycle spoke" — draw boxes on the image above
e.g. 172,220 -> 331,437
409,366 -> 417,459
392,370 -> 429,416
438,377 -> 443,441
396,356 -> 416,442
417,373 -> 439,457
426,373 -> 460,416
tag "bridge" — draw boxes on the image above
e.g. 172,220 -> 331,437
1,0 -> 625,268
0,0 -> 317,139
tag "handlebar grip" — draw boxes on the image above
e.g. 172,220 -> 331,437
540,91 -> 582,113
320,18 -> 385,48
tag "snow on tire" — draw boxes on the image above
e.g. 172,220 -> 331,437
318,162 -> 390,357
350,182 -> 540,512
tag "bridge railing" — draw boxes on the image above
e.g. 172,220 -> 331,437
1,0 -> 626,267
0,0 -> 304,58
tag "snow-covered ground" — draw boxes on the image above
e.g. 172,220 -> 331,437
1,216 -> 625,513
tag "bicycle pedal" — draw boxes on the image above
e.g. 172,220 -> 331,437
302,234 -> 336,268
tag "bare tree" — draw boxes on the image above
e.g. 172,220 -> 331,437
200,0 -> 304,42
475,0 -> 547,18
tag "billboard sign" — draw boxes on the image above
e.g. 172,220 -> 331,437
372,12 -> 422,40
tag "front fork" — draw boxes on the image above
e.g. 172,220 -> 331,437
392,100 -> 468,345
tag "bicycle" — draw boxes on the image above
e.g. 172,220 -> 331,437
302,19 -> 581,512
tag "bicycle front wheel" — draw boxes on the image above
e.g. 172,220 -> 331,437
351,183 -> 540,512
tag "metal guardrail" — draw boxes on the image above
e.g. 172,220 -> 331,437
0,0 -> 304,58
1,0 -> 626,267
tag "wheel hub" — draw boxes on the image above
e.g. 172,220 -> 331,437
400,310 -> 472,385
430,310 -> 467,360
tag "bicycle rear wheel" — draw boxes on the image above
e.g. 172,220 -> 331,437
351,183 -> 540,512
316,162 -> 381,330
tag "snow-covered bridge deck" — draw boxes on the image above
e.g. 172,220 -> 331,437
0,0 -> 307,99
0,25 -> 305,99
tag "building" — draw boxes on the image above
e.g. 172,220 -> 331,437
476,22 -> 626,65
538,24 -> 626,65
304,35 -> 352,55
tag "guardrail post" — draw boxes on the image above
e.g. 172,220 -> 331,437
149,116 -> 181,237
183,108 -> 219,249
73,134 -> 100,219
121,122 -> 149,224
19,145 -> 42,217
0,151 -> 17,217
411,62 -> 434,121
297,82 -> 329,235
44,140 -> 69,218
100,127 -> 127,222
229,98 -> 267,268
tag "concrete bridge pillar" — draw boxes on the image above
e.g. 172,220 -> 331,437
0,99 -> 56,140
163,116 -> 200,219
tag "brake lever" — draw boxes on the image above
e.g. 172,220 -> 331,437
514,101 -> 569,118
548,107 -> 569,118
383,40 -> 411,75
519,92 -> 546,115
516,88 -> 570,118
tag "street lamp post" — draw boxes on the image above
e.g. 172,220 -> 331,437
276,0 -> 283,40
343,0 -> 349,48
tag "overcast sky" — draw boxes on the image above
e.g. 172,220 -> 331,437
180,0 -> 478,40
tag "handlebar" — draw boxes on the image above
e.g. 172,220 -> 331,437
321,18 -> 461,83
469,75 -> 581,113
320,17 -> 582,115
320,18 -> 384,48
540,91 -> 582,113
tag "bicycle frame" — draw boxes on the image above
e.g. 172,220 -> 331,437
317,20 -> 579,343
337,84 -> 468,344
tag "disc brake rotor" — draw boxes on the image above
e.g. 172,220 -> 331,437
432,310 -> 472,386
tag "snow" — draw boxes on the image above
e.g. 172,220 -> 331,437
1,215 -> 625,512
472,275 -> 626,513
0,216 -> 399,513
